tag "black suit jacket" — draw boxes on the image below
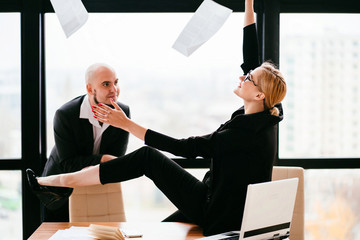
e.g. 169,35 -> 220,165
42,95 -> 130,177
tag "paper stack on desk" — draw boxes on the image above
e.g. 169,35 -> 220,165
89,224 -> 125,240
48,226 -> 92,240
48,224 -> 126,240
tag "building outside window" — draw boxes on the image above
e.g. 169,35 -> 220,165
280,14 -> 360,240
0,13 -> 22,240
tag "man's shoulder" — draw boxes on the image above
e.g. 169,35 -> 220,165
116,101 -> 129,110
116,101 -> 130,116
56,95 -> 85,116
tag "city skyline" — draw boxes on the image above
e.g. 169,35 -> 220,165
280,14 -> 360,158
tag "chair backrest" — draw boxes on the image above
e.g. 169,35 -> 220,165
272,166 -> 304,240
69,182 -> 126,222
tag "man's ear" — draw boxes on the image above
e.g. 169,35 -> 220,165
86,84 -> 93,95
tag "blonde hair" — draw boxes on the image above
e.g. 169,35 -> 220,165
257,62 -> 287,116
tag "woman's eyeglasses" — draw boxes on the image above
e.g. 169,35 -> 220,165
243,70 -> 258,86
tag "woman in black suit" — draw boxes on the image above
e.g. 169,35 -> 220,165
29,0 -> 286,236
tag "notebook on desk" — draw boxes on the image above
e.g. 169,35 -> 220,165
196,178 -> 299,240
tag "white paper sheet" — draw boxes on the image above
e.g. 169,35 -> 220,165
48,226 -> 94,240
50,0 -> 89,38
172,0 -> 232,57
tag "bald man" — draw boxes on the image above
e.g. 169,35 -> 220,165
41,63 -> 130,221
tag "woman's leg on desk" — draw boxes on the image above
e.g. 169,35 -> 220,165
38,146 -> 207,226
37,165 -> 100,187
100,147 -> 207,226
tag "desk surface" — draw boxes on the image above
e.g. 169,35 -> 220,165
28,222 -> 205,240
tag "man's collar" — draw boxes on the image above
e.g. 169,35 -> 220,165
80,95 -> 104,128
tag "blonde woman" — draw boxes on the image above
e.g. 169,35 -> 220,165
27,0 -> 286,236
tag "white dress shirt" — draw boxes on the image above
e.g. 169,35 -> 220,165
79,95 -> 109,154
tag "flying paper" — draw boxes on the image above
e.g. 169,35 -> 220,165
172,0 -> 233,57
50,0 -> 89,38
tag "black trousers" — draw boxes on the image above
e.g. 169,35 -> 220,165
100,146 -> 208,227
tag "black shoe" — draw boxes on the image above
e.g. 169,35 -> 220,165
26,168 -> 42,191
26,168 -> 73,211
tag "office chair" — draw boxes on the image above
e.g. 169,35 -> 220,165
272,166 -> 305,240
69,182 -> 126,222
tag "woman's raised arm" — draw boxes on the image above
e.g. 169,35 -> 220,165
241,0 -> 260,74
244,0 -> 255,27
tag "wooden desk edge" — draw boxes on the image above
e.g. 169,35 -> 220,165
28,222 -> 204,240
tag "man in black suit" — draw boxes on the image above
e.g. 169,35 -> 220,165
41,63 -> 130,221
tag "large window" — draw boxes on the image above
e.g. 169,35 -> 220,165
0,13 -> 21,159
0,1 -> 358,238
279,14 -> 360,159
0,13 -> 22,240
46,13 -> 243,220
0,170 -> 22,239
280,14 -> 360,240
304,169 -> 360,240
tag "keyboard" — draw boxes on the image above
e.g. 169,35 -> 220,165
219,236 -> 239,240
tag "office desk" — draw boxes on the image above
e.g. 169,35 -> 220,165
28,222 -> 204,240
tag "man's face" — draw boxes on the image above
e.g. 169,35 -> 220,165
87,67 -> 120,105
